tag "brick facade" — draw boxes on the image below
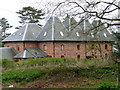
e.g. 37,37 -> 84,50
38,41 -> 112,60
4,42 -> 38,53
4,41 -> 112,60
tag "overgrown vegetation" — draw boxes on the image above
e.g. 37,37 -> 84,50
2,58 -> 119,88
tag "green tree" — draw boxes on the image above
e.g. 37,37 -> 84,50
16,6 -> 45,27
0,18 -> 12,38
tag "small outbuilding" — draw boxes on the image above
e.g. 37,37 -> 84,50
14,47 -> 48,59
0,47 -> 18,61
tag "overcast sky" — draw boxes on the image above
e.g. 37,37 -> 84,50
0,0 -> 59,33
0,0 -> 119,33
0,0 -> 31,33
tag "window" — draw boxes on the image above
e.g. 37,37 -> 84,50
105,44 -> 108,49
17,46 -> 19,51
77,55 -> 80,59
43,45 -> 47,50
61,45 -> 64,50
91,44 -> 94,49
7,45 -> 9,47
86,56 -> 92,59
49,55 -> 52,57
77,45 -> 80,50
61,55 -> 64,58
105,53 -> 108,58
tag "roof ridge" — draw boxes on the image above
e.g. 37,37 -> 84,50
52,17 -> 55,40
22,24 -> 29,41
25,48 -> 38,57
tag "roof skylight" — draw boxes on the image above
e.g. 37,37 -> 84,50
32,33 -> 35,35
19,33 -> 22,36
60,31 -> 64,36
104,33 -> 107,37
76,32 -> 80,37
12,33 -> 16,35
44,32 -> 47,36
91,33 -> 94,37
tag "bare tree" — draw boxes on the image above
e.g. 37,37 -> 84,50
52,0 -> 120,28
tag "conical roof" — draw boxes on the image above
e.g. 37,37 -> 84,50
14,47 -> 48,59
2,23 -> 42,42
2,16 -> 114,42
37,17 -> 68,41
63,15 -> 78,31
91,20 -> 114,41
79,19 -> 94,33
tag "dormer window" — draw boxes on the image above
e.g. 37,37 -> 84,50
76,32 -> 80,37
60,32 -> 64,36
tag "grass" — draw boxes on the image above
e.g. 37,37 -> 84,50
1,58 -> 119,88
2,58 -> 117,70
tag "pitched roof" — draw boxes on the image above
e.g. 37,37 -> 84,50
14,47 -> 48,59
91,20 -> 114,41
37,17 -> 68,41
2,23 -> 42,42
2,16 -> 114,42
0,47 -> 18,61
63,15 -> 78,31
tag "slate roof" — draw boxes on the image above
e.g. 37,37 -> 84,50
14,47 -> 48,59
0,47 -> 18,61
63,15 -> 78,31
37,17 -> 68,41
2,16 -> 114,42
2,23 -> 42,42
38,16 -> 114,41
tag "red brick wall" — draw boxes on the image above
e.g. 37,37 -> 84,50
38,42 -> 54,57
4,42 -> 24,53
4,41 -> 112,60
38,41 -> 112,60
4,42 -> 38,53
85,42 -> 112,60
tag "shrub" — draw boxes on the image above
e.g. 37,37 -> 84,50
2,59 -> 16,69
2,68 -> 52,83
97,82 -> 117,89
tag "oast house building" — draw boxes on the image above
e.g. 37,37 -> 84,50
2,16 -> 114,60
